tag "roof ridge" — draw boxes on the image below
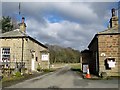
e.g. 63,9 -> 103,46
98,26 -> 118,34
0,29 -> 28,37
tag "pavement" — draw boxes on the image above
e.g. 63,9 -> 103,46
5,65 -> 119,88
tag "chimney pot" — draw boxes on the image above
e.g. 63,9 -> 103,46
109,8 -> 118,28
22,17 -> 25,19
111,8 -> 116,17
19,16 -> 27,33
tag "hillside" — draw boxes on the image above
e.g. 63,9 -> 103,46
46,44 -> 81,64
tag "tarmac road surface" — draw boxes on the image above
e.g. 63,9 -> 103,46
7,65 -> 119,88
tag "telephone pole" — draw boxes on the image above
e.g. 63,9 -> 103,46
19,2 -> 24,71
19,2 -> 21,15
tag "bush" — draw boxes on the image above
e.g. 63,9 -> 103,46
37,65 -> 41,72
42,69 -> 50,72
15,72 -> 22,77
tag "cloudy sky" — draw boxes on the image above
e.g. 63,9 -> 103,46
1,0 -> 118,51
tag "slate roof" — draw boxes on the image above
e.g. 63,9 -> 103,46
98,26 -> 119,34
0,29 -> 27,37
88,26 -> 120,48
0,29 -> 48,49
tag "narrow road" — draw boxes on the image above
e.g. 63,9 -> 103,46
7,65 -> 118,88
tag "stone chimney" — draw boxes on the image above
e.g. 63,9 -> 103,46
19,17 -> 27,33
109,8 -> 118,28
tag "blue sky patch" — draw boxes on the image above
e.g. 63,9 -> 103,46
44,14 -> 63,23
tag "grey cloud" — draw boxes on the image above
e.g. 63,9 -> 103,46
26,18 -> 105,50
89,2 -> 118,23
2,2 -> 115,51
2,2 -> 99,24
90,2 -> 118,16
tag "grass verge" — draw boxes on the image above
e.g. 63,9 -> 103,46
2,69 -> 56,88
70,64 -> 82,72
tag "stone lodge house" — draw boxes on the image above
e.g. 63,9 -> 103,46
81,8 -> 120,76
0,29 -> 50,72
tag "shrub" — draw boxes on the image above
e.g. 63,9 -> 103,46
15,72 -> 22,77
42,69 -> 50,72
37,65 -> 41,72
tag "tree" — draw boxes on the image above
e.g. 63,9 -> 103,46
46,44 -> 81,64
0,16 -> 14,33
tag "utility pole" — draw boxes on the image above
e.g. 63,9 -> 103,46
19,2 -> 21,16
19,2 -> 24,72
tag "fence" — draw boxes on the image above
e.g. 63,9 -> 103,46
1,62 -> 26,76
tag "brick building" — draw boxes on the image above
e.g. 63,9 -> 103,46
0,29 -> 50,72
82,8 -> 120,76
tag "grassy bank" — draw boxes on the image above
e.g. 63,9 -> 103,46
70,63 -> 82,72
2,69 -> 56,87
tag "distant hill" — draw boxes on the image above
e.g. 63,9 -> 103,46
45,44 -> 81,64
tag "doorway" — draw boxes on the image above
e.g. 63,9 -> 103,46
31,52 -> 35,71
